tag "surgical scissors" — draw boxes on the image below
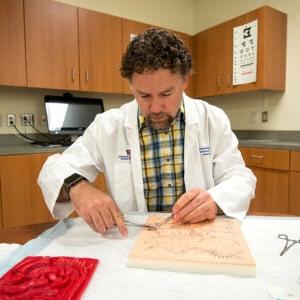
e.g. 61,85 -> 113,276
278,233 -> 300,256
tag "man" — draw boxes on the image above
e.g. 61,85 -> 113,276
38,28 -> 256,237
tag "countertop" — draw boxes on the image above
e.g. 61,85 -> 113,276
236,130 -> 300,150
0,143 -> 67,155
1,132 -> 300,155
0,134 -> 67,155
238,139 -> 300,150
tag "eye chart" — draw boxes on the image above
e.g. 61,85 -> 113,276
233,19 -> 258,85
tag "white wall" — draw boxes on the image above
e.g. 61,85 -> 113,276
194,0 -> 300,130
56,0 -> 195,34
0,87 -> 131,134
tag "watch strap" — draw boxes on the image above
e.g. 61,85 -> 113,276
64,173 -> 87,196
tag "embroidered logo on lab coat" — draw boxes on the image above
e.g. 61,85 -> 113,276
118,149 -> 131,161
199,146 -> 210,155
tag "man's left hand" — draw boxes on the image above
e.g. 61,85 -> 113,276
172,188 -> 217,224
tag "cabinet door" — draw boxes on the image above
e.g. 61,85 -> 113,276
173,31 -> 195,98
290,151 -> 300,172
25,0 -> 79,90
0,0 -> 26,87
289,151 -> 300,215
289,172 -> 300,215
240,147 -> 289,214
249,167 -> 289,214
0,153 -> 55,228
194,25 -> 224,97
79,9 -> 123,93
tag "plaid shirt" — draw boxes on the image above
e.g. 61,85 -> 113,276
139,105 -> 185,211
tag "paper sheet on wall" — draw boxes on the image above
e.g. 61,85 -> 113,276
233,19 -> 258,85
128,216 -> 256,277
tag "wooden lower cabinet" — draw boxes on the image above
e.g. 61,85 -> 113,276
0,152 -> 107,229
289,151 -> 300,215
0,153 -> 55,228
249,167 -> 289,214
289,172 -> 300,215
240,147 -> 290,215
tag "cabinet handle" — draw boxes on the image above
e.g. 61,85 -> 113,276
71,68 -> 75,82
227,72 -> 231,86
217,73 -> 221,88
85,70 -> 89,83
250,154 -> 264,159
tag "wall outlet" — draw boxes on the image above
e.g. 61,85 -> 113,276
262,111 -> 268,122
36,114 -> 47,126
7,114 -> 16,127
21,113 -> 34,126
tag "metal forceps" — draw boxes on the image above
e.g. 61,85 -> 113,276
155,213 -> 175,228
123,219 -> 158,230
120,213 -> 158,230
278,234 -> 300,256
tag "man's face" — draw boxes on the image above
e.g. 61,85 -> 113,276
131,69 -> 188,130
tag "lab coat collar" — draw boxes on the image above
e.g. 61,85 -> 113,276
183,93 -> 204,125
124,99 -> 139,129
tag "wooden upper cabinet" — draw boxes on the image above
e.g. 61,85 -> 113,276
194,6 -> 287,98
24,0 -> 79,90
79,9 -> 123,93
0,0 -> 26,87
194,25 -> 226,97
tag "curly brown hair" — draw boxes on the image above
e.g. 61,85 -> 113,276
120,28 -> 193,80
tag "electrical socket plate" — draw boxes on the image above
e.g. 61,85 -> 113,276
7,114 -> 16,127
21,113 -> 34,126
262,111 -> 268,122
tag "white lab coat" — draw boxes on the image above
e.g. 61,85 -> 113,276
38,94 -> 256,221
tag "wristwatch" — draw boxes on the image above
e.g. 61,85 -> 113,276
63,173 -> 87,196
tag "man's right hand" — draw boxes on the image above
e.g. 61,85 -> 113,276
69,180 -> 128,236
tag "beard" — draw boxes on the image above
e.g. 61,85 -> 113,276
146,112 -> 175,130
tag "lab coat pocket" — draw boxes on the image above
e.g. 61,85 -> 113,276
113,163 -> 134,211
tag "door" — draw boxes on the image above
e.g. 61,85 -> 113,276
79,9 -> 123,93
194,25 -> 224,97
25,0 -> 79,90
249,167 -> 289,214
0,0 -> 26,87
0,153 -> 55,228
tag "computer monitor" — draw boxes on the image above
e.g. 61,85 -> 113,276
44,94 -> 104,138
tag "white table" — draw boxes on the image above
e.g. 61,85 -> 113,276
1,215 -> 299,299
